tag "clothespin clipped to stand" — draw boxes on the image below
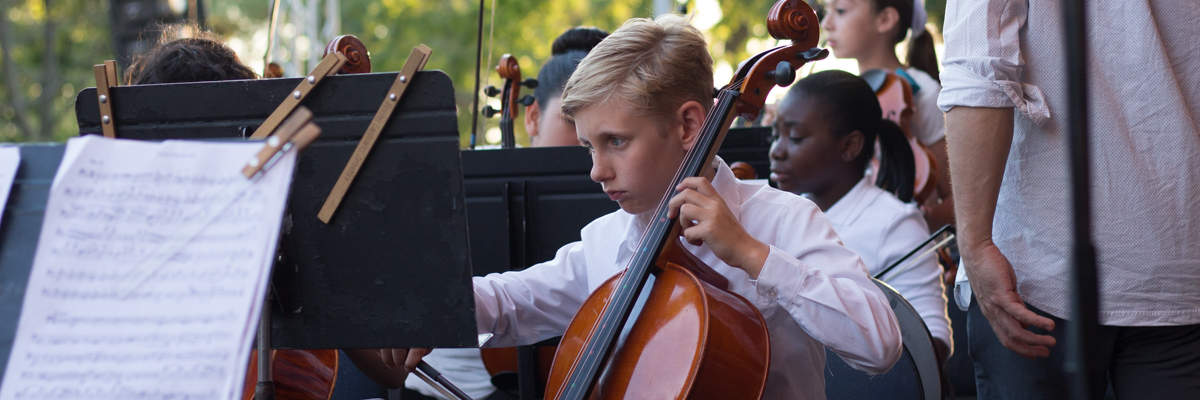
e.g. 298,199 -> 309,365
243,106 -> 322,180
249,52 -> 348,139
93,60 -> 119,138
316,44 -> 433,224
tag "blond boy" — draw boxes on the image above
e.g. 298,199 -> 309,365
378,15 -> 901,399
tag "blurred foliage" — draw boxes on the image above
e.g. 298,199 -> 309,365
333,0 -> 657,147
1,0 -> 945,144
1,0 -> 113,142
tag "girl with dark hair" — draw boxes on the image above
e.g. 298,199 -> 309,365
820,0 -> 955,229
525,27 -> 609,147
124,25 -> 257,85
769,70 -> 950,356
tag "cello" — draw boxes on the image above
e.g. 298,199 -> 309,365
545,1 -> 825,399
240,35 -> 374,400
482,54 -> 538,148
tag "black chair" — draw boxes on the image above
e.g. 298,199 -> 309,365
824,279 -> 943,400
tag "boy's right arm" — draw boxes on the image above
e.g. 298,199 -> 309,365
474,240 -> 593,347
367,241 -> 592,378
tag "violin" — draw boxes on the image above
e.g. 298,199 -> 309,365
861,69 -> 939,204
482,55 -> 538,148
240,35 -> 373,400
545,2 -> 825,399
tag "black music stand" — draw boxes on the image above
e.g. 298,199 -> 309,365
0,144 -> 65,378
73,71 -> 477,350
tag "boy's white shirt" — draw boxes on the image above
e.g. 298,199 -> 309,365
473,160 -> 902,400
822,176 -> 952,350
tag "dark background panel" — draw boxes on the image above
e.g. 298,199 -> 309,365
461,127 -> 774,276
0,145 -> 65,379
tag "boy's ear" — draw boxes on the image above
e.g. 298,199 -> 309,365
525,101 -> 541,143
875,6 -> 901,36
841,130 -> 866,162
676,100 -> 707,151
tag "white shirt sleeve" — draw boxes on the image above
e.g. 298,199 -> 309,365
938,0 -> 1050,123
752,241 -> 903,375
473,241 -> 590,347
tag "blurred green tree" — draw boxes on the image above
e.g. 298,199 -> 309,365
1,0 -> 113,142
1,0 -> 944,144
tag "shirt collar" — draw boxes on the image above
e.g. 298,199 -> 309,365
823,176 -> 875,226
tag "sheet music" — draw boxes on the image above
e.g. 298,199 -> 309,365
0,147 -> 18,231
0,136 -> 296,400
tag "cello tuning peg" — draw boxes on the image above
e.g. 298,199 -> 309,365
522,78 -> 538,89
800,47 -> 829,61
519,95 -> 535,106
484,86 -> 501,97
765,61 -> 796,87
482,105 -> 498,118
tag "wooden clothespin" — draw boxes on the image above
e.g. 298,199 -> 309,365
243,106 -> 323,180
249,52 -> 347,139
316,44 -> 433,224
93,60 -> 119,138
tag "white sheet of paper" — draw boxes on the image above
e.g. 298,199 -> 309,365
0,135 -> 296,400
0,146 -> 19,231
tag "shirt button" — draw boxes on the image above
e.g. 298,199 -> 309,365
766,289 -> 778,298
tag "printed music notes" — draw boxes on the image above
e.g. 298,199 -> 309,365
0,147 -> 18,231
0,136 -> 296,400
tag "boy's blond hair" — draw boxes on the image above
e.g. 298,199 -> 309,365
560,14 -> 714,123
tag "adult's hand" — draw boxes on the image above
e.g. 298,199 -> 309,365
964,241 -> 1056,359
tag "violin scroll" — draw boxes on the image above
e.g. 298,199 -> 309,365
496,54 -> 521,80
483,54 -> 538,148
323,35 -> 372,74
730,0 -> 826,121
767,0 -> 819,42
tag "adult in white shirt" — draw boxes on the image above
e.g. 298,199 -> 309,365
769,70 -> 950,360
377,15 -> 902,400
940,0 -> 1200,398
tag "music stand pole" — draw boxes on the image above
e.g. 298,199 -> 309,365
1062,0 -> 1099,398
255,284 -> 275,400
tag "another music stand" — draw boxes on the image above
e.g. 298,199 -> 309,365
75,71 -> 477,349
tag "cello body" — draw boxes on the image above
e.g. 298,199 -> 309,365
547,239 -> 771,400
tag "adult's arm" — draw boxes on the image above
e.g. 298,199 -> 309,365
945,106 -> 1055,359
